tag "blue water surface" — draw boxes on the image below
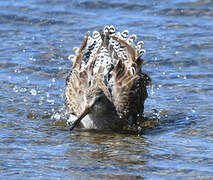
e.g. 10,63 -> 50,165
0,0 -> 213,179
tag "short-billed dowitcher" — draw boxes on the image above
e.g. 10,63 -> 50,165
65,25 -> 150,131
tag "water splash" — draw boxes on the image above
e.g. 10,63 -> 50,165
30,89 -> 37,96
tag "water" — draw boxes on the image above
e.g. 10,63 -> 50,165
0,0 -> 213,179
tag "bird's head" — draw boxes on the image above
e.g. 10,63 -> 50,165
69,85 -> 108,131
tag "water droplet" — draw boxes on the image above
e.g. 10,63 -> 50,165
52,113 -> 61,120
14,69 -> 21,73
30,89 -> 37,96
13,86 -> 19,93
191,109 -> 196,113
47,99 -> 54,104
29,57 -> 36,61
20,87 -> 27,92
52,78 -> 55,83
151,85 -> 155,95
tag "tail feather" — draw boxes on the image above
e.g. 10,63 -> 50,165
72,31 -> 90,70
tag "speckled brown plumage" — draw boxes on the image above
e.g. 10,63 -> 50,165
65,25 -> 150,131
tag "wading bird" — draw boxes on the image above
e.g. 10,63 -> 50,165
65,25 -> 150,131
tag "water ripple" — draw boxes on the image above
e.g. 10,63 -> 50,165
0,0 -> 213,179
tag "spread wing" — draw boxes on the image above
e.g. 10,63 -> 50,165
65,32 -> 96,116
110,35 -> 149,121
65,69 -> 89,117
111,59 -> 138,118
65,31 -> 111,116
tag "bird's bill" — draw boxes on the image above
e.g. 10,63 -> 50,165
69,107 -> 90,131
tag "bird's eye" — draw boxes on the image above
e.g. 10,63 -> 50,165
89,80 -> 92,86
